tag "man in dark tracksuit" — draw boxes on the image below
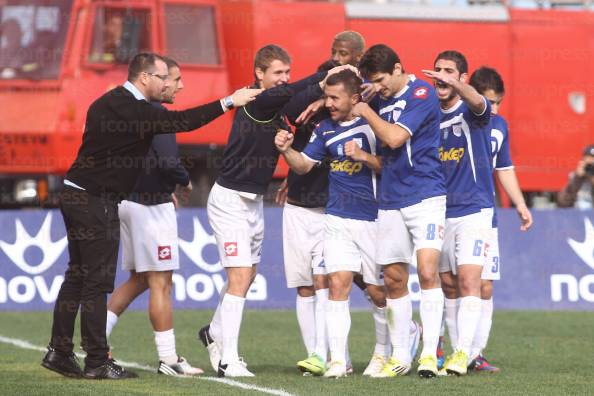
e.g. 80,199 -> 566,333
41,53 -> 261,380
104,58 -> 202,376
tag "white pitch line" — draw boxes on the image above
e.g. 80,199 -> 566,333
0,334 -> 296,396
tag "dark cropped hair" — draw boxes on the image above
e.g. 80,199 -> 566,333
359,44 -> 402,78
434,50 -> 468,74
469,66 -> 505,95
162,56 -> 180,70
127,52 -> 165,82
325,69 -> 362,96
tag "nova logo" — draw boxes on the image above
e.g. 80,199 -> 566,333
330,159 -> 363,175
439,147 -> 465,163
0,212 -> 67,275
551,217 -> 594,302
176,216 -> 266,301
0,213 -> 67,304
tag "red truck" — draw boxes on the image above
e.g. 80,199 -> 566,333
1,0 -> 592,206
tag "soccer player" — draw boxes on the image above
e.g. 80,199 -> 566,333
282,32 -> 392,377
353,44 -> 446,378
197,45 -> 351,377
103,57 -> 202,376
466,66 -> 532,371
275,69 -> 384,378
279,60 -> 337,377
423,50 -> 495,376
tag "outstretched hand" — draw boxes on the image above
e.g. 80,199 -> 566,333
421,69 -> 456,87
231,87 -> 264,107
296,98 -> 325,125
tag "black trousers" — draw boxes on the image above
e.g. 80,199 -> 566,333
50,187 -> 120,368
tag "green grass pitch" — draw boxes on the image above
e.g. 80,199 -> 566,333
0,310 -> 592,395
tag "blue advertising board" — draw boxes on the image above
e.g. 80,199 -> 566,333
0,208 -> 592,311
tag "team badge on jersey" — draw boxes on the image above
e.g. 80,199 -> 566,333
224,242 -> 238,257
414,87 -> 428,99
158,245 -> 172,261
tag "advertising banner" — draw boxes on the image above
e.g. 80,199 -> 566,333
0,208 -> 592,311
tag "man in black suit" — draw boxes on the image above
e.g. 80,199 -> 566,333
41,52 -> 261,380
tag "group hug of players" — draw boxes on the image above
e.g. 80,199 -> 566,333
100,32 -> 534,378
191,30 -> 534,379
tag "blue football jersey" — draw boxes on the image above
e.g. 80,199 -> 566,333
439,97 -> 495,218
490,114 -> 513,228
491,114 -> 513,170
374,75 -> 446,210
302,117 -> 379,221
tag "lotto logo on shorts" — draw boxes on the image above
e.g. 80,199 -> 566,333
224,242 -> 238,257
158,246 -> 172,261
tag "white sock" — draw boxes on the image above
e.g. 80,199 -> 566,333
372,305 -> 390,358
386,294 -> 412,364
346,343 -> 352,368
471,297 -> 494,359
106,310 -> 118,339
296,295 -> 316,356
154,329 -> 177,365
444,297 -> 459,351
220,293 -> 246,365
419,288 -> 444,357
314,289 -> 329,359
210,282 -> 228,346
326,299 -> 350,363
456,296 -> 482,355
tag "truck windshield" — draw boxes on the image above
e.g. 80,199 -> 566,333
0,0 -> 71,80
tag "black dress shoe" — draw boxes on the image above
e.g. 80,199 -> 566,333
83,359 -> 138,380
41,346 -> 83,378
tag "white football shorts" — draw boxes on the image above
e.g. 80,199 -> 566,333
376,195 -> 446,265
119,200 -> 179,273
323,214 -> 382,286
207,182 -> 264,268
439,208 -> 495,275
283,203 -> 326,288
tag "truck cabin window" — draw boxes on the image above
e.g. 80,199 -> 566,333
164,4 -> 219,65
0,0 -> 71,80
89,7 -> 151,65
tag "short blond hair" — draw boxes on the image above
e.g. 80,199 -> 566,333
334,31 -> 365,54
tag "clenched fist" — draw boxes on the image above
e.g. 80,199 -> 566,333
275,129 -> 294,153
344,139 -> 367,162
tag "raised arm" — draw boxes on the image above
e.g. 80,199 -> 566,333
128,87 -> 262,135
422,69 -> 486,115
282,83 -> 324,125
352,102 -> 410,149
275,129 -> 315,175
249,72 -> 327,121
